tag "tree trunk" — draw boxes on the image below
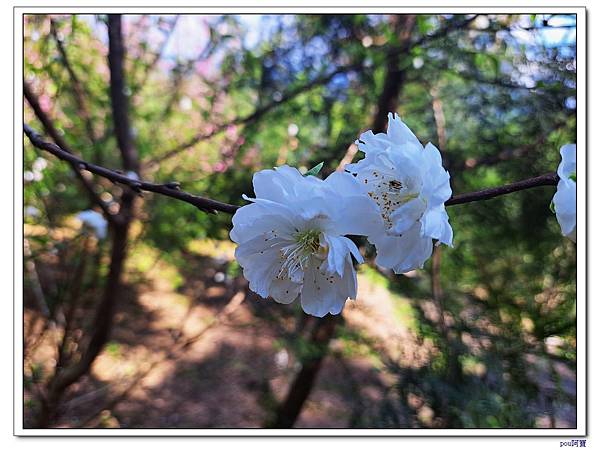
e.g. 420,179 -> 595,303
268,315 -> 340,428
33,14 -> 138,428
372,15 -> 417,133
267,15 -> 417,429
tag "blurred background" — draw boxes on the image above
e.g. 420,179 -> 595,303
23,13 -> 577,429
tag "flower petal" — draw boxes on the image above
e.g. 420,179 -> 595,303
421,143 -> 452,206
386,112 -> 422,148
420,204 -> 453,247
355,130 -> 391,156
252,165 -> 322,204
230,205 -> 296,243
372,224 -> 434,274
553,178 -> 576,241
557,144 -> 576,181
269,278 -> 302,305
322,234 -> 363,278
389,197 -> 427,236
300,256 -> 356,317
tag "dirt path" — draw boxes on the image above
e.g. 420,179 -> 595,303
24,239 -> 576,429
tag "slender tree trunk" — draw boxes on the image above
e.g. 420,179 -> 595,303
267,15 -> 417,429
268,315 -> 339,428
36,223 -> 130,427
372,15 -> 417,133
107,15 -> 140,175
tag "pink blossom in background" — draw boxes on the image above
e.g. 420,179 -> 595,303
213,161 -> 227,173
226,125 -> 238,139
39,95 -> 52,113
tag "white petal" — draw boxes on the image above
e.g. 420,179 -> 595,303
230,204 -> 296,243
340,237 -> 364,264
336,195 -> 385,237
321,171 -> 384,236
557,144 -> 576,181
421,143 -> 452,206
300,256 -> 356,317
252,165 -> 322,204
323,171 -> 364,196
386,142 -> 425,175
420,205 -> 453,247
372,224 -> 434,274
389,197 -> 427,236
322,235 -> 362,278
323,234 -> 348,277
269,278 -> 302,305
295,195 -> 331,222
234,232 -> 294,298
355,130 -> 391,156
386,112 -> 422,148
553,179 -> 576,241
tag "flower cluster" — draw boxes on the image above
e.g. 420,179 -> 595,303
230,114 -> 577,317
230,113 -> 453,317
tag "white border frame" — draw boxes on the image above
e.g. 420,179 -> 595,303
14,5 -> 587,437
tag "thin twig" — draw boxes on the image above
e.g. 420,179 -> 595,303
141,15 -> 479,168
445,172 -> 559,206
145,64 -> 357,168
50,19 -> 99,146
24,124 -> 238,215
23,81 -> 115,222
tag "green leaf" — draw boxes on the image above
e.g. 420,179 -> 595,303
304,162 -> 324,177
569,172 -> 576,182
549,201 -> 556,214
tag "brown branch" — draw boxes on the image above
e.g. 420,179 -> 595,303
24,123 -> 559,215
133,15 -> 180,96
268,315 -> 340,428
372,15 -> 417,133
144,15 -> 478,168
23,81 -> 115,222
145,64 -> 357,168
24,124 -> 238,215
50,19 -> 99,145
445,172 -> 559,206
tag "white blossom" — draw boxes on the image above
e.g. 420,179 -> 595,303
126,171 -> 140,181
76,210 -> 108,240
346,113 -> 453,274
24,205 -> 41,218
230,165 -> 382,317
552,144 -> 576,242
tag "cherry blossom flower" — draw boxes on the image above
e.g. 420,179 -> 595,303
552,144 -> 576,242
76,210 -> 108,240
230,165 -> 382,317
346,113 -> 453,274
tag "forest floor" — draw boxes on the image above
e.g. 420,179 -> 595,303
23,237 -> 576,429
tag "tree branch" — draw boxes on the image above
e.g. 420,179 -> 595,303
24,124 -> 559,214
23,81 -> 115,222
445,172 -> 559,206
24,124 -> 237,215
145,64 -> 357,168
50,19 -> 99,146
143,15 -> 479,169
108,15 -> 140,175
